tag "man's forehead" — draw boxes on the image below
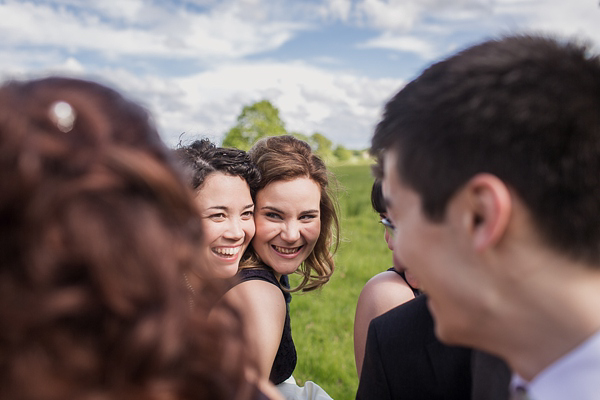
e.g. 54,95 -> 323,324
381,150 -> 400,208
382,150 -> 400,185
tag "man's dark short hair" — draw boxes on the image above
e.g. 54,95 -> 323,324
371,34 -> 600,263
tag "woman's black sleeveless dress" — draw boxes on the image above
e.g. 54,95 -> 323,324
237,267 -> 297,384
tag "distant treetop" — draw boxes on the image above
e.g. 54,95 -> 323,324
222,100 -> 286,151
222,99 -> 370,164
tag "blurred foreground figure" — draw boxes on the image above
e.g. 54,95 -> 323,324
371,35 -> 600,400
0,77 -> 280,400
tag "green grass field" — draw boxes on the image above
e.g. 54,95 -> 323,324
289,163 -> 393,399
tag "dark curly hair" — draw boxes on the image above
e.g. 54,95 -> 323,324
174,139 -> 260,198
370,179 -> 385,216
369,156 -> 386,215
0,77 -> 263,400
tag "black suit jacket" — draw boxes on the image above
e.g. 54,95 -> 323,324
356,295 -> 472,400
356,295 -> 511,400
471,350 -> 511,400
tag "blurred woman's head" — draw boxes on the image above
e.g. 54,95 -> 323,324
175,140 -> 260,279
371,178 -> 395,251
244,135 -> 339,292
371,172 -> 420,289
0,77 -> 262,400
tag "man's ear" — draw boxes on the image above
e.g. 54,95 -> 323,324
462,173 -> 512,251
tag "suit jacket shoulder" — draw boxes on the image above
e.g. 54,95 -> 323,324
357,295 -> 472,400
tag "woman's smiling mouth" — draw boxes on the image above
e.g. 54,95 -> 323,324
212,246 -> 242,258
272,244 -> 303,255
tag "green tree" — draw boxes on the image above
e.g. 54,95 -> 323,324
310,132 -> 335,162
333,144 -> 353,162
222,100 -> 287,150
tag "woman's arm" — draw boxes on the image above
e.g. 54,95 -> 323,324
354,270 -> 416,377
223,279 -> 287,381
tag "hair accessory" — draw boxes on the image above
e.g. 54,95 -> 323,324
49,101 -> 76,132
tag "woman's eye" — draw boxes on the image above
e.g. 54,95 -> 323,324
265,212 -> 282,220
300,214 -> 318,220
242,210 -> 254,219
209,213 -> 226,221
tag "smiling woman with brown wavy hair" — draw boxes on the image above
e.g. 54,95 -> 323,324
223,135 -> 339,399
0,77 -> 280,400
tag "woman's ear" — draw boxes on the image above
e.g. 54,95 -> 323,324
462,173 -> 512,251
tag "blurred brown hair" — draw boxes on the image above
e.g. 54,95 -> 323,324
0,77 -> 259,400
243,135 -> 339,292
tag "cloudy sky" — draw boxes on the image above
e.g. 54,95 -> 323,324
1,0 -> 599,149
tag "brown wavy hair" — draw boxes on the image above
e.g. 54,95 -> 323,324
0,77 -> 261,400
242,135 -> 339,292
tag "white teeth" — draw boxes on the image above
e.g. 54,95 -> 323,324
273,245 -> 301,254
213,247 -> 240,256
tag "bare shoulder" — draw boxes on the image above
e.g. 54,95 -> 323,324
223,278 -> 288,379
364,270 -> 414,295
354,270 -> 416,376
357,270 -> 415,315
223,279 -> 286,322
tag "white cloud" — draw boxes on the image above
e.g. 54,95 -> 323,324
326,0 -> 353,21
494,0 -> 600,48
355,0 -> 422,32
352,0 -> 493,32
359,34 -> 437,59
2,0 -> 600,151
347,0 -> 600,61
345,0 -> 498,59
33,58 -> 398,149
0,0 -> 308,63
103,61 -> 404,149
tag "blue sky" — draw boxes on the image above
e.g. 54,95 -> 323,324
1,0 -> 599,149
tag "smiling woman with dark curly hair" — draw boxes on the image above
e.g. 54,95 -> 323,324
173,139 -> 260,294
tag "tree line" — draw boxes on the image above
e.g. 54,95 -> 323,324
222,100 -> 368,163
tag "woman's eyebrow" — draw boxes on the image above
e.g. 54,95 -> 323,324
300,209 -> 319,215
261,205 -> 285,214
206,205 -> 227,211
207,204 -> 254,211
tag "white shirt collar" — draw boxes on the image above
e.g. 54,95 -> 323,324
511,329 -> 600,400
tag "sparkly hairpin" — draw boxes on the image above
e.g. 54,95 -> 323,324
49,101 -> 76,133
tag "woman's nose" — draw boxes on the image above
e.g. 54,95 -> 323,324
223,218 -> 244,240
280,221 -> 300,242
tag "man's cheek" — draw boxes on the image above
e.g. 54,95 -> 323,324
392,247 -> 404,271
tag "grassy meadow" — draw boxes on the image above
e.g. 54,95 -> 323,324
289,163 -> 393,399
